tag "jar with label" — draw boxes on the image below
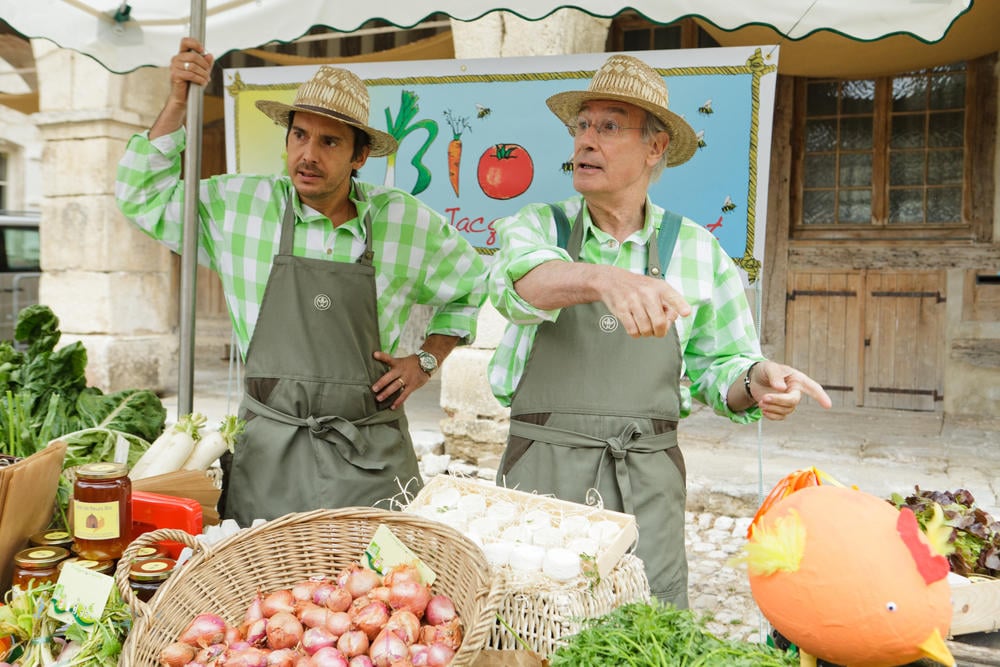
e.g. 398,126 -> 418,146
128,557 -> 176,602
29,529 -> 74,549
71,462 -> 132,561
12,546 -> 70,588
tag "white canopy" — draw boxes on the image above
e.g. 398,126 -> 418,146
2,0 -> 975,74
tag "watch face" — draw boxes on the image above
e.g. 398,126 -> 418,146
419,352 -> 437,372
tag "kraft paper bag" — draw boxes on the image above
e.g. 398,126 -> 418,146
0,440 -> 67,592
472,649 -> 548,667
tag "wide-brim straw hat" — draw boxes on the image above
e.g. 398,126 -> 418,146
546,54 -> 697,168
256,66 -> 398,158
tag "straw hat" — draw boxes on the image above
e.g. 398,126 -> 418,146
546,54 -> 697,167
256,66 -> 398,158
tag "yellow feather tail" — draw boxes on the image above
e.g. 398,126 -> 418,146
735,510 -> 807,576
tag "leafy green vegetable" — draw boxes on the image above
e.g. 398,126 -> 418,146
383,89 -> 439,195
549,600 -> 797,667
0,305 -> 167,529
890,486 -> 1000,576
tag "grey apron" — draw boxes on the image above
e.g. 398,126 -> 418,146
498,205 -> 688,607
221,190 -> 421,525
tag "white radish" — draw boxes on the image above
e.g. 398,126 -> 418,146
181,415 -> 245,471
129,412 -> 207,480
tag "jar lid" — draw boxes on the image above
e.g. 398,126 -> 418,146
134,545 -> 168,560
30,530 -> 74,547
14,546 -> 70,568
75,462 -> 129,480
58,557 -> 115,574
129,557 -> 177,582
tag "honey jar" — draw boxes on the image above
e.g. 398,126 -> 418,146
29,529 -> 74,549
128,557 -> 177,602
12,546 -> 70,588
71,462 -> 132,561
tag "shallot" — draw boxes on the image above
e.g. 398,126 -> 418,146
353,600 -> 390,640
325,611 -> 352,637
344,566 -> 381,599
388,580 -> 431,618
383,564 -> 421,587
369,629 -> 409,667
337,630 -> 370,658
310,647 -> 349,667
225,647 -> 269,667
349,657 -> 375,667
302,626 -> 339,655
158,641 -> 197,667
266,611 -> 304,650
267,649 -> 300,667
262,589 -> 296,617
425,642 -> 455,667
244,617 -> 267,646
314,583 -> 352,613
423,596 -> 456,627
179,613 -> 228,647
385,610 -> 420,645
292,579 -> 323,602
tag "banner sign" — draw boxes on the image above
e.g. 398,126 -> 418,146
224,46 -> 778,281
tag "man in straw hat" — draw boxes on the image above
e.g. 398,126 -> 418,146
487,53 -> 831,606
117,37 -> 488,525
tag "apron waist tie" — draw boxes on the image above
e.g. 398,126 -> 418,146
508,419 -> 677,515
243,394 -> 401,471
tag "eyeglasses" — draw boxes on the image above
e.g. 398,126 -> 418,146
567,118 -> 644,139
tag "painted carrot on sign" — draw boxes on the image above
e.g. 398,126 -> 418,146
443,109 -> 472,196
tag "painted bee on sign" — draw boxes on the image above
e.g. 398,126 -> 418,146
560,160 -> 574,174
476,104 -> 492,119
722,195 -> 737,213
696,130 -> 707,149
698,99 -> 714,115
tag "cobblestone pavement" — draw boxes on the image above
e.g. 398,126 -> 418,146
684,509 -> 765,643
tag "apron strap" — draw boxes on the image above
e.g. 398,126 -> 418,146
241,393 -> 401,471
277,181 -> 376,266
508,419 -> 676,515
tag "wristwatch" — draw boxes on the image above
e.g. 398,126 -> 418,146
416,350 -> 439,375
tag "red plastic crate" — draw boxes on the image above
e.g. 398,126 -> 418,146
131,491 -> 203,559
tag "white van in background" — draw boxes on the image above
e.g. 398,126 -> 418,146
0,212 -> 40,343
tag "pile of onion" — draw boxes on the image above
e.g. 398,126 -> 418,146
158,563 -> 463,667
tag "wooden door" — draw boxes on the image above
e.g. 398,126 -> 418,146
785,270 -> 945,411
785,271 -> 862,408
863,272 -> 945,411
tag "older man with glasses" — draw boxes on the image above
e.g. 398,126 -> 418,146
487,54 -> 831,607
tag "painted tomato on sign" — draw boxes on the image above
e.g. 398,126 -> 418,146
477,143 -> 534,200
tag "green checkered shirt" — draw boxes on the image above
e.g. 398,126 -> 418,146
487,196 -> 764,421
116,128 -> 488,358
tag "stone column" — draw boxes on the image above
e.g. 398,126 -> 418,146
32,42 -> 179,393
441,11 -> 611,466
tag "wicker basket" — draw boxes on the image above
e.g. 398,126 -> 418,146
116,507 -> 504,666
488,553 -> 651,657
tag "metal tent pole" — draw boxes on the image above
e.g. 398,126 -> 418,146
177,0 -> 207,415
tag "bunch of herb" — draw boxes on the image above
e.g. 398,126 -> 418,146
549,600 -> 797,667
0,581 -> 131,666
890,486 -> 1000,577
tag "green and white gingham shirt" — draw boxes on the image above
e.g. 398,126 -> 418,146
116,128 -> 488,358
487,196 -> 764,422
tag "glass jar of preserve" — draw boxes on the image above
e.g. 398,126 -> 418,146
12,546 -> 70,588
128,557 -> 177,602
29,529 -> 74,550
71,462 -> 132,561
58,557 -> 115,576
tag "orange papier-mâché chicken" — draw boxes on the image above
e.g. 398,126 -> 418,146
738,469 -> 956,667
